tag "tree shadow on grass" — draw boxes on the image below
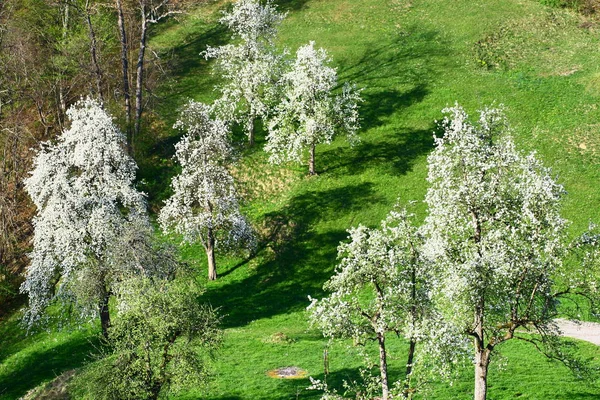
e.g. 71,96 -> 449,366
0,334 -> 99,399
337,25 -> 453,90
156,23 -> 230,123
202,183 -> 385,328
277,0 -> 310,13
360,86 -> 429,130
275,364 -> 407,400
319,125 -> 435,178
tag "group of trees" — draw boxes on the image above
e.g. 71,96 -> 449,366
16,0 -> 363,396
11,1 -> 600,399
0,0 -> 200,305
206,0 -> 362,175
20,0 -> 361,335
309,105 -> 600,400
22,97 -> 226,398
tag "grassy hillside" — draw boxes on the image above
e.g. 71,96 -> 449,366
3,0 -> 600,398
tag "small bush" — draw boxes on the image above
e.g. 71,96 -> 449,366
82,276 -> 222,400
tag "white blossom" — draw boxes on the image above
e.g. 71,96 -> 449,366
21,98 -> 161,331
159,101 -> 254,280
422,104 -> 571,398
307,207 -> 454,399
204,0 -> 286,144
266,42 -> 361,174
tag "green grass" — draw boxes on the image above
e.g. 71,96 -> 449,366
4,0 -> 600,398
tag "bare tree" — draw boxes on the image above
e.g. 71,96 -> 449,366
114,0 -> 194,154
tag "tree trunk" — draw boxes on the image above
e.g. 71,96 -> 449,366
85,0 -> 103,101
99,289 -> 111,339
206,227 -> 217,281
377,332 -> 390,400
474,346 -> 491,400
116,0 -> 131,152
404,264 -> 417,397
134,3 -> 148,152
403,338 -> 416,397
473,299 -> 490,400
309,142 -> 316,175
58,2 -> 69,120
247,115 -> 255,146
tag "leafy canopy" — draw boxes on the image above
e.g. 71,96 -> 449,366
88,276 -> 222,399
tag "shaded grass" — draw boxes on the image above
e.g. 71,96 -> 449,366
0,312 -> 98,399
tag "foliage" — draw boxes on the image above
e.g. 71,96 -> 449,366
265,41 -> 361,174
87,275 -> 222,400
204,0 -> 287,143
308,208 -> 427,345
21,98 -> 171,331
540,0 -> 600,14
6,0 -> 600,398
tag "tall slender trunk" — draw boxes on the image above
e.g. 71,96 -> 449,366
474,299 -> 490,400
85,0 -> 103,101
404,264 -> 418,397
134,3 -> 148,151
116,0 -> 131,152
247,114 -> 255,146
99,288 -> 111,339
403,338 -> 416,397
309,142 -> 316,175
206,227 -> 217,281
58,2 -> 69,119
377,332 -> 390,400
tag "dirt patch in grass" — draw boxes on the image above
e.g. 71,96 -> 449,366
262,332 -> 297,344
266,366 -> 307,379
232,157 -> 300,204
566,122 -> 600,159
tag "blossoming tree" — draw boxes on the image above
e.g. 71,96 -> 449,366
204,0 -> 286,146
308,208 -> 433,400
266,42 -> 361,175
422,104 -> 600,400
22,98 -> 166,338
159,101 -> 254,281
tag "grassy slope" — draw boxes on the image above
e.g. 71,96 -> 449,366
3,0 -> 600,398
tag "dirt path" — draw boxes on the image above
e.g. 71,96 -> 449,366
555,319 -> 600,346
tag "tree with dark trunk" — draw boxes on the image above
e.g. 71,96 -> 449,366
115,0 -> 131,150
84,0 -> 104,101
114,0 -> 196,154
21,98 -> 170,333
